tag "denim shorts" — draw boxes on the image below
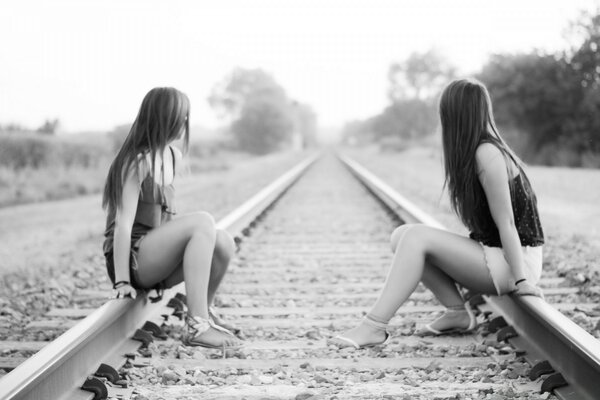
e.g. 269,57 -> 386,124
479,244 -> 543,295
105,235 -> 146,289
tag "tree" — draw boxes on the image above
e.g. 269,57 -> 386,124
566,8 -> 600,89
478,53 -> 580,150
360,49 -> 455,142
341,119 -> 371,145
567,8 -> 600,153
108,123 -> 132,153
209,68 -> 296,154
290,101 -> 318,149
477,7 -> 600,161
209,68 -> 287,119
231,96 -> 294,154
388,49 -> 456,102
37,118 -> 60,135
0,123 -> 26,132
371,99 -> 438,141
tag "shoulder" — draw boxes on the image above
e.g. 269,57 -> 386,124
122,153 -> 150,185
475,143 -> 505,176
475,142 -> 502,163
170,145 -> 183,163
137,152 -> 152,172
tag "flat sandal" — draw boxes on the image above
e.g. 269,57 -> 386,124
416,301 -> 477,337
183,315 -> 243,350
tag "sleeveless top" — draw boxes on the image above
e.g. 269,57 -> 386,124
103,147 -> 177,257
469,170 -> 544,248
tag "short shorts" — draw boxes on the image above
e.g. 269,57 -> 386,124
105,235 -> 146,289
479,244 -> 543,295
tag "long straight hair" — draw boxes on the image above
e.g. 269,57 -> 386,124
102,87 -> 190,212
439,78 -> 529,233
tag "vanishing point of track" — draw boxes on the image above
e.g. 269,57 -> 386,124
1,152 -> 599,400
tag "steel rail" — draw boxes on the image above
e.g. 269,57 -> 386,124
339,153 -> 600,400
0,153 -> 319,400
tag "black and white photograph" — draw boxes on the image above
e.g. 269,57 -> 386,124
1,1 -> 599,399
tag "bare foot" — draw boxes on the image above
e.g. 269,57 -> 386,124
328,321 -> 388,349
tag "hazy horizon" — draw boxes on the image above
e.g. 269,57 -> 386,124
1,0 -> 598,136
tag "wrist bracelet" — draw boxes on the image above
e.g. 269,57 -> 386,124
515,278 -> 527,285
113,280 -> 131,289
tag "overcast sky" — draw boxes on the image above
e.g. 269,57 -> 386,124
0,0 -> 598,134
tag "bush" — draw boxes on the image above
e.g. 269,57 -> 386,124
0,132 -> 113,207
0,131 -> 256,207
525,140 -> 600,167
378,136 -> 411,152
582,151 -> 600,168
0,132 -> 112,170
188,139 -> 226,158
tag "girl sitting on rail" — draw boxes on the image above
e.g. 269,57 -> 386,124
329,78 -> 545,349
102,87 -> 242,350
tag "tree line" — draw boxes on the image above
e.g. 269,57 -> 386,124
209,68 -> 318,154
343,9 -> 600,167
110,69 -> 318,155
0,119 -> 61,135
3,69 -> 318,157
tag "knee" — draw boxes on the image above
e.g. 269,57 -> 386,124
390,223 -> 425,252
216,229 -> 236,259
390,224 -> 414,251
186,212 -> 216,239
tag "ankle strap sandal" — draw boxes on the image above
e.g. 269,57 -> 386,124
417,301 -> 477,336
362,315 -> 390,332
184,315 -> 240,349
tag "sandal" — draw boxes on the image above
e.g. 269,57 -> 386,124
329,332 -> 390,349
328,317 -> 390,349
416,301 -> 477,336
209,307 -> 243,338
183,315 -> 243,350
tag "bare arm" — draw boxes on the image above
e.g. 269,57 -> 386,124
112,162 -> 143,298
172,145 -> 183,172
475,144 -> 526,283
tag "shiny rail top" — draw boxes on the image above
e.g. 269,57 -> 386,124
0,154 -> 319,400
339,153 -> 600,400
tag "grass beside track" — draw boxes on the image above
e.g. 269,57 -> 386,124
0,151 -> 309,354
342,145 -> 600,323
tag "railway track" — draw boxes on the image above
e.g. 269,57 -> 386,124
1,152 -> 599,399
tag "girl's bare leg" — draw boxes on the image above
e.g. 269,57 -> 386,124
205,230 -> 240,333
331,224 -> 496,347
391,225 -> 474,331
159,229 -> 236,306
207,230 -> 236,306
135,212 -> 238,346
420,262 -> 474,331
391,225 -> 466,309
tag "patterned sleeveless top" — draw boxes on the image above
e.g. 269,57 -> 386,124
103,148 -> 177,256
469,171 -> 544,248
